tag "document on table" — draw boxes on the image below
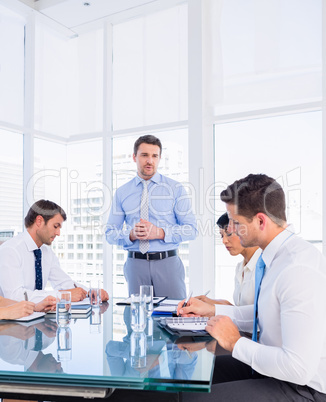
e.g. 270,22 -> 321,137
13,312 -> 45,322
116,296 -> 167,305
165,317 -> 209,331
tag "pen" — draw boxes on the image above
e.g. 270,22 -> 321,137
204,290 -> 210,296
24,291 -> 28,301
182,291 -> 193,308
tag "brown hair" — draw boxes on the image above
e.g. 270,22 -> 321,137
220,174 -> 286,225
25,200 -> 67,228
133,135 -> 162,156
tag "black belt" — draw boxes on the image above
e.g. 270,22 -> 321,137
128,250 -> 177,261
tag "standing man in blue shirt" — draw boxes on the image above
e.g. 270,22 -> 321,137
106,135 -> 197,299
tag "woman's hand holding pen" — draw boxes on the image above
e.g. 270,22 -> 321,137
177,297 -> 216,317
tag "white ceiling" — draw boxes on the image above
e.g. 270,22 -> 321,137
14,0 -> 184,29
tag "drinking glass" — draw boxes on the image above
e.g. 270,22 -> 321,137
57,326 -> 72,361
130,331 -> 147,368
140,285 -> 153,316
89,279 -> 100,307
130,293 -> 146,332
56,291 -> 71,327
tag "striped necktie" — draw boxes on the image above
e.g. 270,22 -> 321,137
33,248 -> 43,290
252,254 -> 266,342
139,180 -> 150,254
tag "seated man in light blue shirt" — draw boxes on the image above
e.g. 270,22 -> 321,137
106,135 -> 197,299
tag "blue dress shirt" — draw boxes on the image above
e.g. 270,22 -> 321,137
105,173 -> 197,251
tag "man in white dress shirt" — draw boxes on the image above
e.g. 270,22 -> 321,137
178,174 -> 326,401
0,200 -> 109,303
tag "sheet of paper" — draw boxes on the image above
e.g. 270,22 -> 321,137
15,312 -> 45,322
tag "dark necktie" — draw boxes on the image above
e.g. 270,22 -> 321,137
33,328 -> 43,351
33,249 -> 43,290
252,254 -> 266,342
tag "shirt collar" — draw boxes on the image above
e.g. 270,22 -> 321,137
23,230 -> 39,252
244,248 -> 262,272
135,172 -> 161,186
262,224 -> 295,268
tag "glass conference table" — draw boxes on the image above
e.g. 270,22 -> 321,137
0,299 -> 216,400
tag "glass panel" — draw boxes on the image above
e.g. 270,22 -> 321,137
113,5 -> 188,130
214,111 -> 322,301
212,0 -> 321,115
0,130 -> 23,241
65,140 -> 103,287
0,6 -> 24,125
111,130 -> 189,297
73,28 -> 104,135
0,304 -> 214,392
34,138 -> 103,287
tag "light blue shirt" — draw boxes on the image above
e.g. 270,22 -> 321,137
105,172 -> 197,251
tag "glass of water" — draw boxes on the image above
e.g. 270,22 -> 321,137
89,279 -> 100,307
56,290 -> 71,327
130,331 -> 147,369
57,326 -> 72,361
140,285 -> 153,316
130,293 -> 146,332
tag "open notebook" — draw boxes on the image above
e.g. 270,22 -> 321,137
158,316 -> 210,337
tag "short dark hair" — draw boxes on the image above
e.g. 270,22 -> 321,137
25,200 -> 67,228
216,212 -> 229,229
220,174 -> 286,225
133,135 -> 162,156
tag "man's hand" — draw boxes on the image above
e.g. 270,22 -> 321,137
177,297 -> 215,317
34,296 -> 56,312
0,301 -> 35,320
206,315 -> 241,352
130,219 -> 164,241
99,289 -> 109,302
68,287 -> 88,302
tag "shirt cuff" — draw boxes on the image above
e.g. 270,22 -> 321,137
232,336 -> 257,367
124,232 -> 134,246
161,226 -> 173,243
214,304 -> 236,320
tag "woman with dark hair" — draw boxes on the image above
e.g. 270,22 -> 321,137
197,212 -> 261,306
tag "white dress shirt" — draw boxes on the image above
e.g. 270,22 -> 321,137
215,226 -> 326,393
0,231 -> 75,303
233,248 -> 261,306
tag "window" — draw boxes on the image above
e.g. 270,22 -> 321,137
0,130 -> 23,234
113,4 -> 188,129
0,6 -> 25,125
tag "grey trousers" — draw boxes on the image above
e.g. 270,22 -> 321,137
180,355 -> 326,402
124,255 -> 187,299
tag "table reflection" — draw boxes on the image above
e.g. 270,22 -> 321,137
0,318 -> 62,373
105,306 -> 198,380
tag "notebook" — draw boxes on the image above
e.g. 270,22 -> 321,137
158,316 -> 210,337
46,299 -> 92,315
116,296 -> 166,305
